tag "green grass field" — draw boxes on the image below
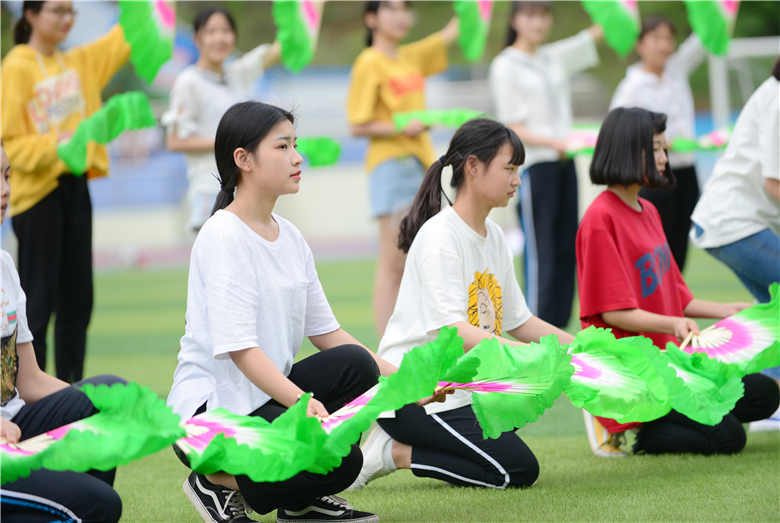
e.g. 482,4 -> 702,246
62,249 -> 778,522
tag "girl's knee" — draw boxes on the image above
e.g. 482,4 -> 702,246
507,451 -> 539,488
336,344 -> 380,384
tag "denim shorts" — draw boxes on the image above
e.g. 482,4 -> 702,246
368,156 -> 425,218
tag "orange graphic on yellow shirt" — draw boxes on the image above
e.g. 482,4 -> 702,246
467,270 -> 503,335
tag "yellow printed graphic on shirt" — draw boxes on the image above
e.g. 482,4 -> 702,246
467,270 -> 503,335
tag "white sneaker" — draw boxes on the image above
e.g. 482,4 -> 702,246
749,406 -> 780,432
346,426 -> 395,490
583,410 -> 628,458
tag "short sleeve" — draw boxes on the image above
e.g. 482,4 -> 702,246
576,223 -> 639,318
302,246 -> 340,337
413,232 -> 470,333
161,72 -> 201,139
3,254 -> 33,344
195,229 -> 261,359
401,33 -> 448,77
544,29 -> 598,76
498,236 -> 532,332
346,55 -> 382,125
489,55 -> 528,125
758,82 -> 780,181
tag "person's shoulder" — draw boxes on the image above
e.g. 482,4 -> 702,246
1,45 -> 35,73
750,77 -> 779,110
485,216 -> 507,240
275,214 -> 307,244
409,208 -> 458,251
196,210 -> 244,244
352,48 -> 381,70
172,66 -> 202,88
489,47 -> 515,71
638,197 -> 661,219
581,192 -> 616,225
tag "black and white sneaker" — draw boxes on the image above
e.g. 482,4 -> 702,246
277,495 -> 378,523
182,471 -> 254,522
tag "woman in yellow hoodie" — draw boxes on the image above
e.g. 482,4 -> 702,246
1,1 -> 130,382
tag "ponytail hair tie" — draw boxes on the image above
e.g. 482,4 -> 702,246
439,155 -> 448,166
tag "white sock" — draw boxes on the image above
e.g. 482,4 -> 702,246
381,436 -> 397,471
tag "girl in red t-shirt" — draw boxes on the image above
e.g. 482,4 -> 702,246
576,107 -> 779,457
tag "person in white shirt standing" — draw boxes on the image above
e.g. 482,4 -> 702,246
348,118 -> 573,492
691,60 -> 780,431
489,1 -> 602,329
610,15 -> 707,272
163,6 -> 280,233
167,102 -> 395,523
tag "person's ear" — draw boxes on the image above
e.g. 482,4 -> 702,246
233,147 -> 253,173
365,12 -> 378,31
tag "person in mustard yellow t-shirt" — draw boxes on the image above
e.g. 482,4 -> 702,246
347,0 -> 459,338
1,1 -> 130,383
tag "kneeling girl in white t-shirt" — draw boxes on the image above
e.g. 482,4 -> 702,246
350,118 -> 574,491
167,101 -> 394,523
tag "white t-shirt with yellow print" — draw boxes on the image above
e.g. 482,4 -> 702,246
378,206 -> 532,415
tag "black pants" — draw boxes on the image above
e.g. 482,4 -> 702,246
639,165 -> 700,272
11,175 -> 93,383
176,345 -> 380,514
1,375 -> 125,523
517,160 -> 578,328
634,373 -> 780,455
379,404 -> 539,489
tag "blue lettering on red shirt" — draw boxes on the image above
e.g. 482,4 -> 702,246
634,243 -> 673,298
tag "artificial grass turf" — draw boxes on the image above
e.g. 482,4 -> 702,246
74,249 -> 778,521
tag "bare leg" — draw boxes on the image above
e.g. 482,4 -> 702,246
373,212 -> 407,338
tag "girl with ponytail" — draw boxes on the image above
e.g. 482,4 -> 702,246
350,118 -> 573,492
168,101 -> 394,523
2,1 -> 130,383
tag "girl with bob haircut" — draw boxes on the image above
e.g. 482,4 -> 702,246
163,6 -> 280,233
349,118 -> 574,491
347,0 -> 459,339
577,106 -> 780,458
167,101 -> 395,523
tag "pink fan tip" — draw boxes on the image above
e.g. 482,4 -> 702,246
154,0 -> 176,30
477,1 -> 493,22
301,0 -> 321,31
570,354 -> 603,380
182,418 -> 237,452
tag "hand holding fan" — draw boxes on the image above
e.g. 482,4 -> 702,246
393,109 -> 485,132
58,92 -> 157,175
581,0 -> 639,57
564,327 -> 681,423
453,1 -> 494,62
1,382 -> 184,485
681,283 -> 780,375
272,0 -> 325,73
119,0 -> 175,83
440,335 -> 574,439
685,0 -> 739,56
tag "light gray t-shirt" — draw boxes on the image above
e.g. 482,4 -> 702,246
691,77 -> 780,248
489,30 -> 598,167
167,211 -> 340,418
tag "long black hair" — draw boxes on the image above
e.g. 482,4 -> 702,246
14,1 -> 44,45
398,118 -> 525,253
193,6 -> 237,35
363,0 -> 411,46
590,107 -> 673,188
504,1 -> 552,48
210,102 -> 294,215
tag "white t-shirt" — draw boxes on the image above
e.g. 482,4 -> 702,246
1,251 -> 34,420
378,207 -> 532,415
489,30 -> 599,167
167,210 -> 340,418
162,44 -> 271,227
691,77 -> 780,248
610,35 -> 705,168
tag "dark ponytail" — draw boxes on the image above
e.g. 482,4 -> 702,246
504,1 -> 551,48
398,118 -> 525,253
14,1 -> 44,45
210,101 -> 294,216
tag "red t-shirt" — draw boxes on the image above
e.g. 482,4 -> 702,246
576,191 -> 694,433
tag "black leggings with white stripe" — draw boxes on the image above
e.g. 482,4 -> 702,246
378,404 -> 539,488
